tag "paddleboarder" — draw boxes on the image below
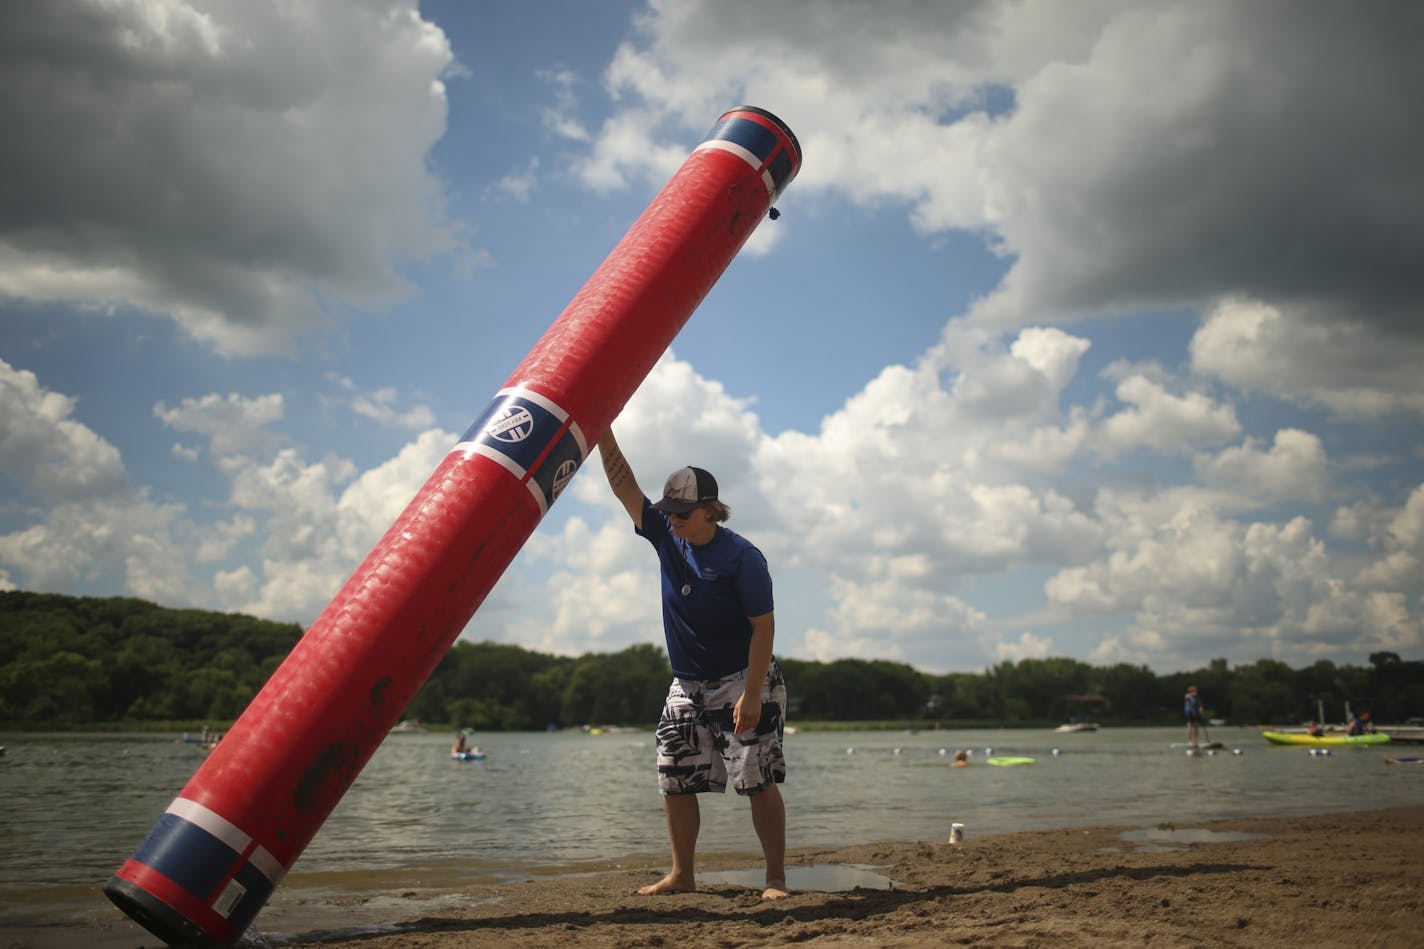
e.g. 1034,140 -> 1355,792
1184,685 -> 1204,748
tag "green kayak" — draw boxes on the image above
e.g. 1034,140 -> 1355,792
986,756 -> 1036,766
1261,730 -> 1390,747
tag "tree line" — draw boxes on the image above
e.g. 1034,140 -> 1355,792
2,591 -> 1420,730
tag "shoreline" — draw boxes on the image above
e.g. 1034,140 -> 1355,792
245,804 -> 1424,949
10,803 -> 1416,947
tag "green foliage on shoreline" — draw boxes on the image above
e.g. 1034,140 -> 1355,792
1,591 -> 301,727
2,591 -> 1421,731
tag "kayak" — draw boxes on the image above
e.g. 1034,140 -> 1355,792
1384,756 -> 1423,765
986,756 -> 1035,766
1261,731 -> 1389,747
452,751 -> 486,761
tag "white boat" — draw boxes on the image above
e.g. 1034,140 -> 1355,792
1054,722 -> 1099,733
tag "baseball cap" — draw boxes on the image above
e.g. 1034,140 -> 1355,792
651,466 -> 719,514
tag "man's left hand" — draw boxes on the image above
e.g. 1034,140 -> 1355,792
733,690 -> 761,734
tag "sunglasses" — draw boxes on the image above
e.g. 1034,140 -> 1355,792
669,509 -> 696,521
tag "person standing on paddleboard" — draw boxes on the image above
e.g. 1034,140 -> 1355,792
597,428 -> 789,901
1184,685 -> 1204,748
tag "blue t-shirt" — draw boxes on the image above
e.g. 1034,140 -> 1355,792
636,499 -> 774,680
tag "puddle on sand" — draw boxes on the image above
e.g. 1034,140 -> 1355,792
699,864 -> 896,892
1112,827 -> 1270,853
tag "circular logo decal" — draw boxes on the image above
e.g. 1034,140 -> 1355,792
488,405 -> 535,443
551,459 -> 578,498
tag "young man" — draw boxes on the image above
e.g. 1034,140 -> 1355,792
597,429 -> 789,900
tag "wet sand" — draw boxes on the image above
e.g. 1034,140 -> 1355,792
270,805 -> 1422,949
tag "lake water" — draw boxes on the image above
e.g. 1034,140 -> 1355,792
2,726 -> 1418,946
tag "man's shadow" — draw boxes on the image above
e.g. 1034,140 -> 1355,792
267,859 -> 1264,945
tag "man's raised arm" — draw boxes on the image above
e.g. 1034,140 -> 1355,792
598,429 -> 645,529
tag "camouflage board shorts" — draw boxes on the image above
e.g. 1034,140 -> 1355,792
654,658 -> 787,796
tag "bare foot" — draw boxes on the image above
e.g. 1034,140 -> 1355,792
762,881 -> 790,900
636,873 -> 695,895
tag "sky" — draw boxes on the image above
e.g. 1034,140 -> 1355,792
1,0 -> 1421,676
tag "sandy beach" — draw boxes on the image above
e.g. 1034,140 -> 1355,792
263,805 -> 1423,949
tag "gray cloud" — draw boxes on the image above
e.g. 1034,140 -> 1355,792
986,2 -> 1424,335
0,0 -> 461,354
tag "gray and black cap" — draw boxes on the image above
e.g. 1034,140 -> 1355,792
651,466 -> 719,514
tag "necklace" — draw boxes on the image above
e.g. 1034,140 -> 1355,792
676,540 -> 695,597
